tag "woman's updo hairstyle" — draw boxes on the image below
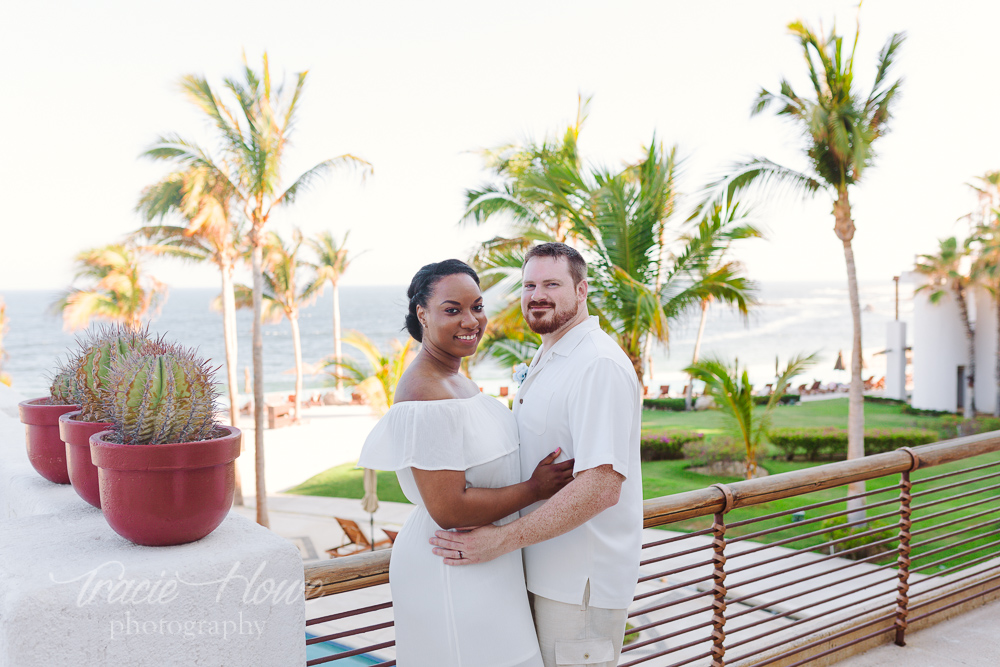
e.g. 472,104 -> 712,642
405,259 -> 480,342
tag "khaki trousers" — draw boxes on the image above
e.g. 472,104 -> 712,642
529,582 -> 628,667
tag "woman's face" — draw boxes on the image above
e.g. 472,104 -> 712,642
416,273 -> 487,358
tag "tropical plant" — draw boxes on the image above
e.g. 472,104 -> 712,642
682,198 -> 763,409
53,244 -> 167,331
465,119 -> 757,384
712,18 -> 905,505
70,325 -> 159,423
967,172 -> 1000,416
133,165 -> 246,505
231,229 -> 316,422
104,343 -> 220,446
143,53 -> 371,527
303,230 -> 359,394
915,237 -> 976,418
134,162 -> 243,428
685,352 -> 816,478
325,332 -> 414,415
0,297 -> 10,386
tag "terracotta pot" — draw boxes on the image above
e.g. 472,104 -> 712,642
17,398 -> 79,484
59,412 -> 111,509
90,426 -> 242,546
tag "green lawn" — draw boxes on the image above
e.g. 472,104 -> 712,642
286,399 -> 999,573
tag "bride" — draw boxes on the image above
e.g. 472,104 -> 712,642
358,259 -> 574,666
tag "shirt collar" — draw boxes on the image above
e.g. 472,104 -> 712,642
534,315 -> 600,365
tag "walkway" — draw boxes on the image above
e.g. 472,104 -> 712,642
832,598 -> 1000,666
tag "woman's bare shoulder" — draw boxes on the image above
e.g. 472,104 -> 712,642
394,367 -> 459,403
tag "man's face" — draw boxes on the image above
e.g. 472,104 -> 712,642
521,256 -> 584,335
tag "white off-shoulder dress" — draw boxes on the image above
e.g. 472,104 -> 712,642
358,393 -> 542,667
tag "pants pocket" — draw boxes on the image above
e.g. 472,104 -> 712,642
554,638 -> 615,666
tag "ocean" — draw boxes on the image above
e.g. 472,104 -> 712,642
0,280 -> 911,400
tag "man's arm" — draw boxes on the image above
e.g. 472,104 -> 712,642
429,464 -> 624,565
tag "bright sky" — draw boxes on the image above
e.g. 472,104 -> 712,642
2,0 -> 998,292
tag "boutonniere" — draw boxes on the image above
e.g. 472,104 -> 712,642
513,363 -> 529,386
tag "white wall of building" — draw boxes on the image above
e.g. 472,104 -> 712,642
910,279 -> 969,412
974,288 -> 999,416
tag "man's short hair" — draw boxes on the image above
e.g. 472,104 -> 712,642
523,242 -> 587,286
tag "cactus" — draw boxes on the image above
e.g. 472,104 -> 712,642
48,362 -> 79,405
72,325 -> 159,422
104,344 -> 221,446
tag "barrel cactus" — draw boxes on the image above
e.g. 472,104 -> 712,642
48,362 -> 79,405
72,325 -> 157,422
104,344 -> 221,446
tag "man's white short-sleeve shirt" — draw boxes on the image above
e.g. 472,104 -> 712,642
513,316 -> 642,610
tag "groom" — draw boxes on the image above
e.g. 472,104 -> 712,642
431,242 -> 643,667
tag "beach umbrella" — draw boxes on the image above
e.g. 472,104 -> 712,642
834,350 -> 846,371
361,468 -> 379,550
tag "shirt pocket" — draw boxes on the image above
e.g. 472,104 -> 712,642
554,638 -> 615,665
518,387 -> 552,435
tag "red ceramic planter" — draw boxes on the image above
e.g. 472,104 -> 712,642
59,412 -> 111,509
17,398 -> 79,484
90,426 -> 242,546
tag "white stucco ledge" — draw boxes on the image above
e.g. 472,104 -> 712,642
0,386 -> 306,666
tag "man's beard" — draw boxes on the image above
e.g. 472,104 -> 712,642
524,299 -> 579,335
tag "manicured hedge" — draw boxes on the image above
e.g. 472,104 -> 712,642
640,431 -> 705,461
767,427 -> 939,461
644,394 -> 798,411
752,394 -> 800,406
643,398 -> 687,412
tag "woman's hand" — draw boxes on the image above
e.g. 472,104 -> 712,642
528,448 -> 575,501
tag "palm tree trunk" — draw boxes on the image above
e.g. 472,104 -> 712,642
955,285 -> 976,419
685,299 -> 710,410
332,280 -> 343,393
220,264 -> 243,506
835,191 -> 866,523
251,233 -> 268,528
291,311 -> 303,421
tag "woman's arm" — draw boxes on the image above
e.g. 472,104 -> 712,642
412,449 -> 574,530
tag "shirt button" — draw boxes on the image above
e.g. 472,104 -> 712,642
584,654 -> 590,659
519,399 -> 523,404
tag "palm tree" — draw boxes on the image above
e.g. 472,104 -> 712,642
467,126 -> 757,385
303,231 -> 358,395
915,237 -> 976,418
133,166 -> 247,505
232,229 -> 317,422
0,297 -> 10,387
686,353 -> 816,479
714,19 -> 905,512
325,332 -> 414,415
143,53 -> 371,527
53,243 -> 167,331
683,199 -> 763,410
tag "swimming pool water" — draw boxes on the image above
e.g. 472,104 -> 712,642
305,633 -> 381,665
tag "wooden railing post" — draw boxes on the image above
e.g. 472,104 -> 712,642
894,447 -> 920,646
710,483 -> 734,667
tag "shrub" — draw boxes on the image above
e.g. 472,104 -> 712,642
640,431 -> 704,461
682,436 -> 748,466
643,398 -> 687,412
864,396 -> 908,406
901,404 -> 954,416
767,427 -> 938,460
752,393 -> 800,406
936,416 -> 1000,439
819,515 -> 896,561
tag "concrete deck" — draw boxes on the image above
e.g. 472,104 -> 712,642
833,598 -> 1000,666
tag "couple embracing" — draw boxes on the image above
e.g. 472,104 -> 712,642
358,243 -> 643,667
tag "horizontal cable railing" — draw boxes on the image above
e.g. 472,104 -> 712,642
304,432 -> 1000,666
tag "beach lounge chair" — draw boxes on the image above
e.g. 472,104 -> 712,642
325,517 -> 393,558
805,381 -> 822,395
658,385 -> 670,398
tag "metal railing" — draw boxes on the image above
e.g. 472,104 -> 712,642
303,432 -> 1000,666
